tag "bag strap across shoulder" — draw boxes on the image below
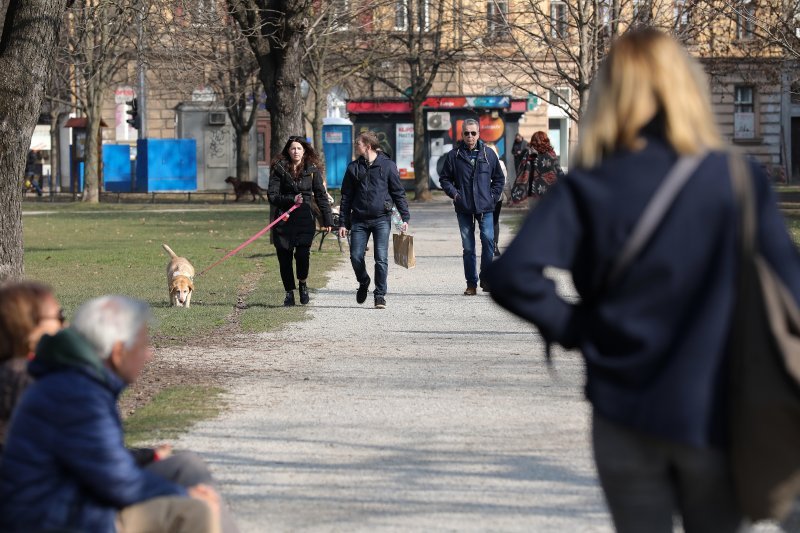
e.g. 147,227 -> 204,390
607,153 -> 707,287
728,153 -> 756,256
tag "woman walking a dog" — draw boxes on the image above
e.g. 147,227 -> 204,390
268,136 -> 333,306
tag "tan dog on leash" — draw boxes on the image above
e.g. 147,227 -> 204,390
162,244 -> 195,308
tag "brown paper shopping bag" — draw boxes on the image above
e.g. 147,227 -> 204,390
392,232 -> 416,269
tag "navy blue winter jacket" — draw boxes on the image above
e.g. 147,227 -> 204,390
0,328 -> 186,532
488,135 -> 800,449
339,151 -> 410,229
439,140 -> 506,214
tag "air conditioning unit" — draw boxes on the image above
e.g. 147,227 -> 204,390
427,111 -> 451,131
208,112 -> 226,125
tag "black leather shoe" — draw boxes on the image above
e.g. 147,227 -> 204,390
283,291 -> 295,306
374,296 -> 386,309
356,278 -> 370,304
298,283 -> 309,305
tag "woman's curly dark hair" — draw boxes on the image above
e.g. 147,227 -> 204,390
530,131 -> 556,157
275,136 -> 323,176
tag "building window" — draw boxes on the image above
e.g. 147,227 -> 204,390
736,0 -> 755,40
487,1 -> 510,39
550,2 -> 568,38
332,0 -> 350,30
394,0 -> 429,31
549,88 -> 570,108
632,0 -> 651,24
257,132 -> 266,163
734,85 -> 755,140
598,0 -> 614,40
420,0 -> 430,30
674,0 -> 690,31
327,86 -> 348,119
395,0 -> 408,30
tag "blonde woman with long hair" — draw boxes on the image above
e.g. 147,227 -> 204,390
487,29 -> 800,531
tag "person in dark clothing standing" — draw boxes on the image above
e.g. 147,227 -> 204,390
338,131 -> 410,309
511,132 -> 528,172
487,29 -> 800,532
0,281 -> 63,453
526,131 -> 565,204
268,136 -> 333,307
439,119 -> 505,295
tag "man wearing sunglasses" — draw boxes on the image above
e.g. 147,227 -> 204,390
439,118 -> 506,295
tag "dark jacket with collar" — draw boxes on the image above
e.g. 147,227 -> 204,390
339,151 -> 410,229
0,328 -> 185,533
487,136 -> 800,449
439,140 -> 505,214
268,160 -> 333,249
268,160 -> 333,227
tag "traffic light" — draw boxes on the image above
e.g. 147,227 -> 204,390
126,98 -> 140,130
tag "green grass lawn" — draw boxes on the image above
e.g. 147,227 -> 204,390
23,203 -> 343,344
124,386 -> 226,445
22,203 -> 344,444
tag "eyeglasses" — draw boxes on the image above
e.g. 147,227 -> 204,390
288,135 -> 305,142
462,131 -> 479,137
42,308 -> 66,325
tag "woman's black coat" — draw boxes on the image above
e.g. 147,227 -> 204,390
267,161 -> 333,250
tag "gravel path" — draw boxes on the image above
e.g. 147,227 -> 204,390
171,199 -> 611,532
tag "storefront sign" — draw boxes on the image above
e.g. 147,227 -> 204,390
395,123 -> 415,180
114,86 -> 136,104
347,96 -> 516,114
192,86 -> 216,102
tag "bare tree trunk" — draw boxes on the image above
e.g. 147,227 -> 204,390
82,88 -> 104,203
236,128 -> 250,180
0,0 -> 69,281
48,109 -> 66,193
311,76 -> 325,170
262,40 -> 304,159
412,100 -> 431,201
228,0 -> 309,159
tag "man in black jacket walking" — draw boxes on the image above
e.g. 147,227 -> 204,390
439,119 -> 505,295
339,131 -> 410,309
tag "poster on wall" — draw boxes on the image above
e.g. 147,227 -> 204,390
395,123 -> 415,180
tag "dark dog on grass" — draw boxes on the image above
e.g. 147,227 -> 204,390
224,176 -> 267,202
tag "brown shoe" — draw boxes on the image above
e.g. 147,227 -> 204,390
463,286 -> 477,296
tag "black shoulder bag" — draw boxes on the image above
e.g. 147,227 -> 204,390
728,154 -> 800,522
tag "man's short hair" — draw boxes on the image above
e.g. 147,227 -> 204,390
462,118 -> 479,132
71,296 -> 151,360
356,131 -> 381,151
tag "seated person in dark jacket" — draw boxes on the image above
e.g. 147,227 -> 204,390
0,281 -> 64,454
0,295 -> 224,533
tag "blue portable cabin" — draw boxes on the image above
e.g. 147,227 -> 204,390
321,117 -> 353,189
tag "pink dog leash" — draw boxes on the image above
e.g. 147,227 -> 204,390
197,202 -> 300,277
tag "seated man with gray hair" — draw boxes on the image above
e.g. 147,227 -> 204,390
0,295 -> 226,533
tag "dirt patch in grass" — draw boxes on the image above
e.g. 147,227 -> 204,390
120,269 -> 264,420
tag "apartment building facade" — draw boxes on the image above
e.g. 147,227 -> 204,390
43,0 -> 800,191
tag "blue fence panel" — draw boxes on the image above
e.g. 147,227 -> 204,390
136,139 -> 197,192
103,144 -> 132,192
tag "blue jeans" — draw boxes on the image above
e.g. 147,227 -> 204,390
456,211 -> 494,287
349,217 -> 391,298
